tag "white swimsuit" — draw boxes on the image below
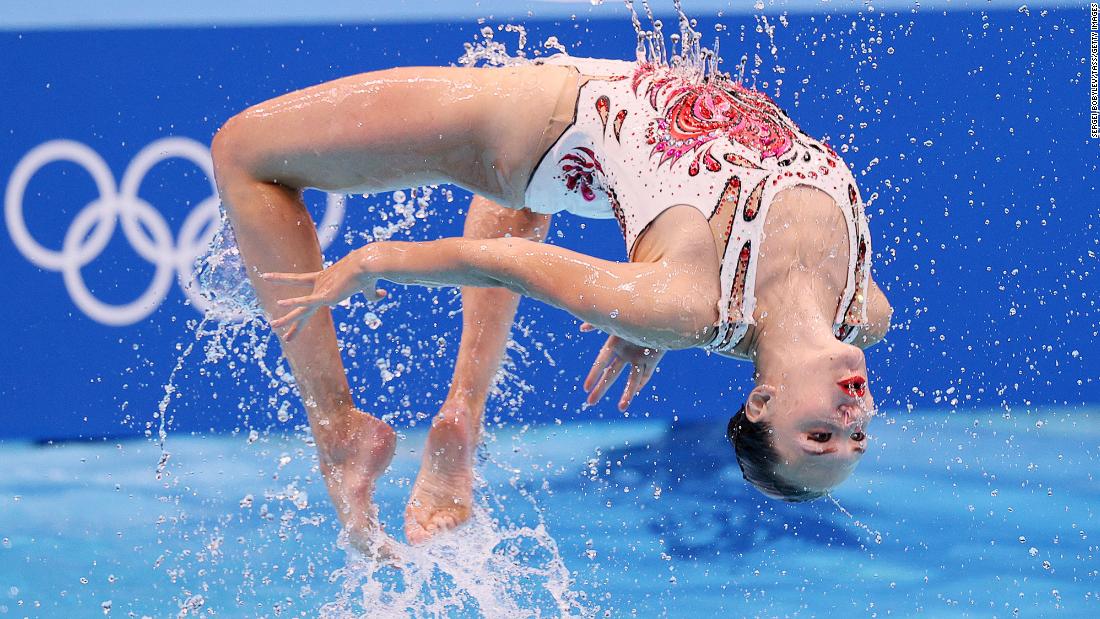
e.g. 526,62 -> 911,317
523,55 -> 872,355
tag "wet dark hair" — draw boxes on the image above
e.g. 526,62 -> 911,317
726,405 -> 828,503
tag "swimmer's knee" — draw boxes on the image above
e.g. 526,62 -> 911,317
210,114 -> 253,179
211,112 -> 283,182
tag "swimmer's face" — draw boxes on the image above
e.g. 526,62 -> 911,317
745,342 -> 876,494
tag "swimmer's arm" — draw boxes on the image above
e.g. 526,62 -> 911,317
266,237 -> 716,350
380,238 -> 714,350
853,278 -> 893,349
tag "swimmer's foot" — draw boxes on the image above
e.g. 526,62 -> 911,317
404,406 -> 477,544
316,409 -> 397,558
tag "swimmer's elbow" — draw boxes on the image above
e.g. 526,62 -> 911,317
858,302 -> 893,349
878,302 -> 895,341
653,295 -> 720,350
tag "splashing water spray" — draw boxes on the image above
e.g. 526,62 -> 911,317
159,177 -> 594,617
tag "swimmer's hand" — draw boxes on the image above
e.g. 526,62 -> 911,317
262,249 -> 387,341
579,322 -> 665,411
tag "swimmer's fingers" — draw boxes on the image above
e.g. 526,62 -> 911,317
270,305 -> 317,340
587,359 -> 626,406
618,365 -> 645,411
286,308 -> 321,342
583,343 -> 617,393
638,361 -> 658,391
270,305 -> 310,330
282,317 -> 304,342
579,322 -> 597,333
619,362 -> 657,411
261,271 -> 320,286
275,294 -> 328,309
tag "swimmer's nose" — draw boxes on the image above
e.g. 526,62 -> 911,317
838,403 -> 871,427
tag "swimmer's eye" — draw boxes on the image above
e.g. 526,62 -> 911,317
808,432 -> 832,443
850,431 -> 866,442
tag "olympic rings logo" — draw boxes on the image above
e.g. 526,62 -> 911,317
4,138 -> 345,326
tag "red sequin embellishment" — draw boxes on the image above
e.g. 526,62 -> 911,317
613,109 -> 627,143
632,63 -> 799,174
724,152 -> 761,169
848,183 -> 860,221
596,95 -> 610,132
718,240 -> 752,349
743,177 -> 767,222
708,175 -> 742,246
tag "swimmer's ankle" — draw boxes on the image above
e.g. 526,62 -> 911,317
311,407 -> 394,468
443,387 -> 487,413
432,400 -> 484,442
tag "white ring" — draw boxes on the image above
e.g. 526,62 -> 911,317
61,195 -> 176,325
5,140 -> 117,270
5,138 -> 347,326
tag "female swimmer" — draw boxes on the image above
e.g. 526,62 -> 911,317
209,54 -> 893,548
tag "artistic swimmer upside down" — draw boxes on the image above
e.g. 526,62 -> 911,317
209,54 -> 893,550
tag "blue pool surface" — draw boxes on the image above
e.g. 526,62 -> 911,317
1,408 -> 1097,617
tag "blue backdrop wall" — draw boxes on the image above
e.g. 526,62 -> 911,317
1,7 -> 1097,441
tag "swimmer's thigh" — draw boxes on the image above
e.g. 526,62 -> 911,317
213,65 -> 577,207
473,64 -> 580,207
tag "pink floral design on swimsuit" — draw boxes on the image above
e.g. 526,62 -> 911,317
633,63 -> 804,175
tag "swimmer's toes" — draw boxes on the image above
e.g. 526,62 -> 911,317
404,516 -> 431,545
433,513 -> 458,533
403,504 -> 466,544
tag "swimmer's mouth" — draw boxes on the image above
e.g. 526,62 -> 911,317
838,376 -> 867,398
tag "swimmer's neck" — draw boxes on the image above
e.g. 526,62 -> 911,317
747,268 -> 839,371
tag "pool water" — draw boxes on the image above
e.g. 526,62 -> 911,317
1,407 -> 1097,617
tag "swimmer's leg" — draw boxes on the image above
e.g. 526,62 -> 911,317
210,162 -> 398,554
404,196 -> 551,544
209,64 -> 573,550
213,65 -> 578,206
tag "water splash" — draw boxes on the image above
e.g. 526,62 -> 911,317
459,25 -> 531,67
191,217 -> 262,323
462,2 -> 735,87
156,182 -> 590,615
828,494 -> 885,547
624,0 -> 721,83
320,479 -> 591,619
